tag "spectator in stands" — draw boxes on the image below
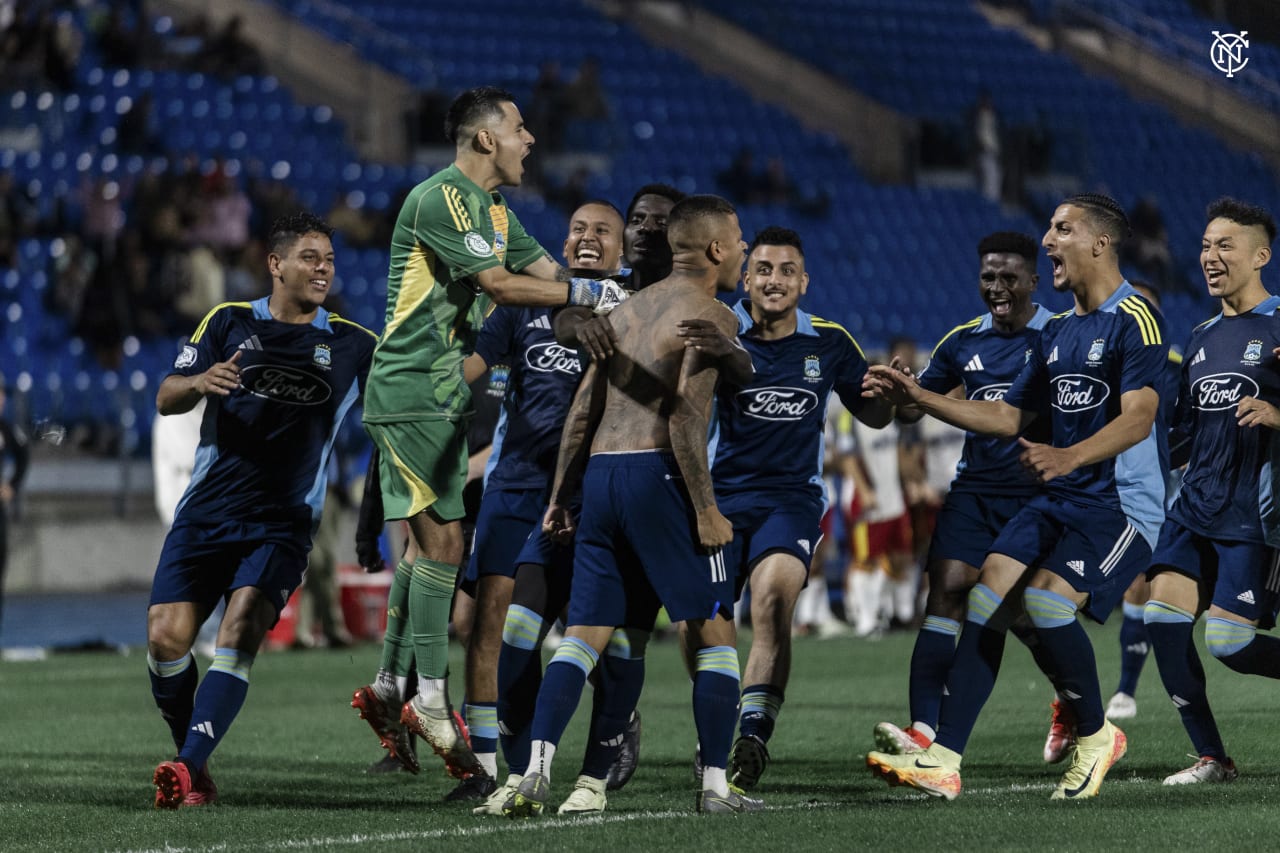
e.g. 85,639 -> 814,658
97,2 -> 144,68
718,147 -> 759,205
1124,195 -> 1179,292
190,167 -> 251,252
117,91 -> 160,156
0,372 -> 30,635
40,10 -> 81,92
410,87 -> 450,148
0,170 -> 38,268
759,157 -> 795,207
529,61 -> 568,152
564,56 -> 611,121
327,192 -> 380,249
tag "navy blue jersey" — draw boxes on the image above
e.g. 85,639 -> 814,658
1167,296 -> 1280,544
711,300 -> 870,500
917,305 -> 1054,496
1003,282 -> 1170,547
475,305 -> 582,491
168,297 -> 376,533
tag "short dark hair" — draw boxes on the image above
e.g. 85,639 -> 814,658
1062,192 -> 1130,245
574,198 -> 624,222
625,183 -> 686,222
444,86 -> 516,146
268,212 -> 332,255
749,225 -> 804,257
977,231 -> 1037,261
669,194 -> 736,230
1206,196 -> 1277,245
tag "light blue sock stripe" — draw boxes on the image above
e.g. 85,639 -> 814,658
1205,616 -> 1255,657
502,605 -> 543,650
1144,600 -> 1195,625
549,636 -> 600,675
147,652 -> 193,678
921,615 -> 961,636
209,647 -> 253,683
606,630 -> 633,660
966,583 -> 1003,626
465,704 -> 500,739
740,692 -> 783,718
1024,588 -> 1078,629
1121,601 -> 1145,620
696,645 -> 740,680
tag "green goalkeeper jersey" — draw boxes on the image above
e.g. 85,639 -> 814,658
363,164 -> 549,422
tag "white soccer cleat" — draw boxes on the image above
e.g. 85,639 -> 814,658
1105,692 -> 1137,720
473,773 -> 523,816
1163,756 -> 1238,785
557,774 -> 608,815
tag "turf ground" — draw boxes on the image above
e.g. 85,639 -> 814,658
5,621 -> 1280,852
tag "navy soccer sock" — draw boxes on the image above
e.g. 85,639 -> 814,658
692,645 -> 741,772
1024,588 -> 1104,737
581,630 -> 647,779
1145,601 -> 1226,761
738,683 -> 785,744
907,615 -> 960,731
1206,616 -> 1280,679
934,584 -> 1006,755
528,636 -> 598,748
148,652 -> 199,752
178,647 -> 253,770
1116,601 -> 1150,696
496,604 -> 547,776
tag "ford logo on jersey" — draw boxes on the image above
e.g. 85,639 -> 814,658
1051,374 -> 1110,412
524,342 -> 582,375
240,364 -> 332,406
1191,372 -> 1259,411
970,383 -> 1012,402
739,386 -> 820,421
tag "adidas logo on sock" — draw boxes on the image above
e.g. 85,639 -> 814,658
191,721 -> 215,738
963,354 -> 985,372
1237,589 -> 1256,604
1124,642 -> 1149,655
1171,695 -> 1190,708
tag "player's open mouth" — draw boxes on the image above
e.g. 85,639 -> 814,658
989,297 -> 1011,316
310,278 -> 329,290
575,246 -> 601,265
1048,255 -> 1064,276
1205,268 -> 1225,285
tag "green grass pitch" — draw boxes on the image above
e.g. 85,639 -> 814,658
5,621 -> 1280,851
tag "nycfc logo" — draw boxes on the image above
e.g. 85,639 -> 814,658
240,364 -> 332,406
1211,30 -> 1249,77
524,342 -> 582,375
1051,374 -> 1110,412
739,386 -> 819,421
970,382 -> 1011,402
1191,372 -> 1259,411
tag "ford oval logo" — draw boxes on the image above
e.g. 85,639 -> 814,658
1191,372 -> 1259,411
524,342 -> 582,375
970,382 -> 1011,402
738,386 -> 820,421
1051,374 -> 1110,412
240,364 -> 332,406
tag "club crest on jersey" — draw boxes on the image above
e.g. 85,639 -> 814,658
493,230 -> 507,261
1087,339 -> 1106,365
312,344 -> 331,368
487,364 -> 510,397
174,345 -> 197,369
1244,340 -> 1263,363
803,355 -> 821,383
464,231 -> 494,257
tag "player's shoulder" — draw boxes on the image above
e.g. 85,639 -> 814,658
190,301 -> 255,343
932,314 -> 985,350
327,313 -> 379,343
808,314 -> 865,356
1115,293 -> 1165,345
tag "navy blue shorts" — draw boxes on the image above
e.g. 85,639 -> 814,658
464,487 -> 547,585
149,518 -> 310,618
1150,517 -> 1280,629
718,489 -> 823,587
568,451 -> 733,627
990,494 -> 1152,622
927,490 -> 1031,570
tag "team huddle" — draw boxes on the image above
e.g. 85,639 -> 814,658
142,86 -> 1280,813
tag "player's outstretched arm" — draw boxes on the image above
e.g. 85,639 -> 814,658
671,321 -> 733,549
1019,386 -> 1159,483
157,350 -> 242,415
544,361 -> 608,542
476,259 -> 627,312
864,360 -> 1026,437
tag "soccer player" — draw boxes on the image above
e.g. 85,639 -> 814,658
147,213 -> 377,808
1144,197 -> 1280,785
0,372 -> 29,634
351,86 -> 627,779
863,193 -> 1169,800
454,199 -> 626,803
703,226 -> 893,789
503,195 -> 758,816
871,231 -> 1055,757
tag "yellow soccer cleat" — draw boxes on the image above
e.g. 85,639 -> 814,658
1051,721 -> 1127,800
866,744 -> 962,801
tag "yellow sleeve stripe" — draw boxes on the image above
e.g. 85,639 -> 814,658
330,315 -> 379,340
811,316 -> 865,358
442,185 -> 471,232
1167,349 -> 1183,365
929,316 -> 982,358
190,302 -> 252,343
1120,296 -> 1162,346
